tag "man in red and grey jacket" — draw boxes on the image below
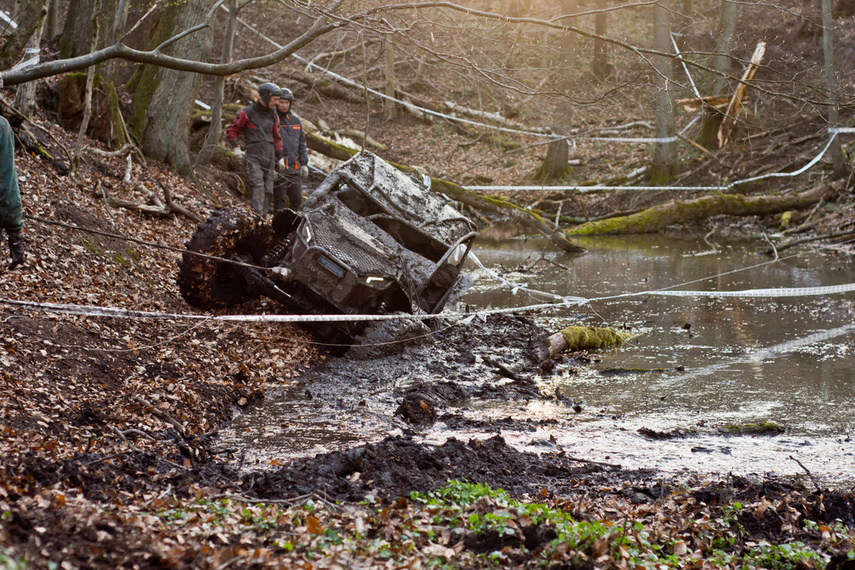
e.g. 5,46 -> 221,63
273,87 -> 309,211
226,82 -> 283,215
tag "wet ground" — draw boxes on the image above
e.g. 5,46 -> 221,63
221,228 -> 855,487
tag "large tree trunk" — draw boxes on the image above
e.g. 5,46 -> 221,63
565,181 -> 843,236
13,0 -> 48,117
59,0 -> 118,59
650,0 -> 678,184
0,0 -> 48,71
129,1 -> 212,175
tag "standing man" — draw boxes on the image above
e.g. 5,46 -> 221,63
226,82 -> 284,215
0,115 -> 24,270
273,87 -> 309,212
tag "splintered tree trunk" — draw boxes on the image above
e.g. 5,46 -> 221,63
565,181 -> 843,235
130,0 -> 212,175
701,0 -> 739,149
650,0 -> 678,184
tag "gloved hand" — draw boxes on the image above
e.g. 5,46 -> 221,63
232,147 -> 243,159
300,165 -> 308,179
278,158 -> 285,170
7,240 -> 24,270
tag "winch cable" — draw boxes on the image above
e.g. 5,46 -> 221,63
23,214 -> 268,272
7,216 -> 855,335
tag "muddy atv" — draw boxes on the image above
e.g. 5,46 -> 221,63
178,152 -> 478,320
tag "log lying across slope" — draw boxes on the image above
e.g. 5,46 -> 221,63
565,181 -> 844,236
306,132 -> 585,253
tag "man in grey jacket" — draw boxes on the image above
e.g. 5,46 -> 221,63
273,87 -> 309,211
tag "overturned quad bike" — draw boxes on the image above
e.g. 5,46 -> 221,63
178,152 -> 478,338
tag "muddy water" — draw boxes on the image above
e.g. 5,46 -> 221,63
222,230 -> 855,484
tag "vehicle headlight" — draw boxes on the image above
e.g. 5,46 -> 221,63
365,276 -> 385,284
300,223 -> 312,243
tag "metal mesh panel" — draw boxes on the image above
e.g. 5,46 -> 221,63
308,206 -> 399,276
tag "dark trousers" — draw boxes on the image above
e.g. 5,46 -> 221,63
274,172 -> 302,212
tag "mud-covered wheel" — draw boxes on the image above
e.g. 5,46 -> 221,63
178,208 -> 272,309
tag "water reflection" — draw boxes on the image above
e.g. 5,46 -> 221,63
464,230 -> 854,480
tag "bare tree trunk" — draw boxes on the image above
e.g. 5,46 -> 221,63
821,0 -> 845,177
130,0 -> 213,175
44,0 -> 60,41
535,0 -> 577,183
59,0 -> 117,59
0,0 -> 48,71
196,0 -> 237,167
105,0 -> 129,82
711,0 -> 738,94
650,0 -> 678,184
592,0 -> 610,81
384,38 -> 397,121
72,0 -> 102,175
13,0 -> 48,117
700,0 -> 739,149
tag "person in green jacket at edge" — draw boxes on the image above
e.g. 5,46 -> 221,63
0,115 -> 24,270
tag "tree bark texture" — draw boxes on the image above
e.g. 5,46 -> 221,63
650,0 -> 678,184
0,0 -> 48,72
196,0 -> 238,167
384,39 -> 397,121
535,0 -> 577,183
130,1 -> 212,175
13,0 -> 48,117
59,0 -> 117,59
565,181 -> 843,236
821,0 -> 845,177
592,1 -> 610,81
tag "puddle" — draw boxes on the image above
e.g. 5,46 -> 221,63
221,230 -> 855,484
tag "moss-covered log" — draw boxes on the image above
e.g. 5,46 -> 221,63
565,181 -> 843,236
545,326 -> 635,359
305,132 -> 585,253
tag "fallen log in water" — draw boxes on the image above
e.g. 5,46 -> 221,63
541,326 -> 636,360
565,180 -> 844,236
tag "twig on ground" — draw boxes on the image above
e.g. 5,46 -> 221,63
789,455 -> 822,494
